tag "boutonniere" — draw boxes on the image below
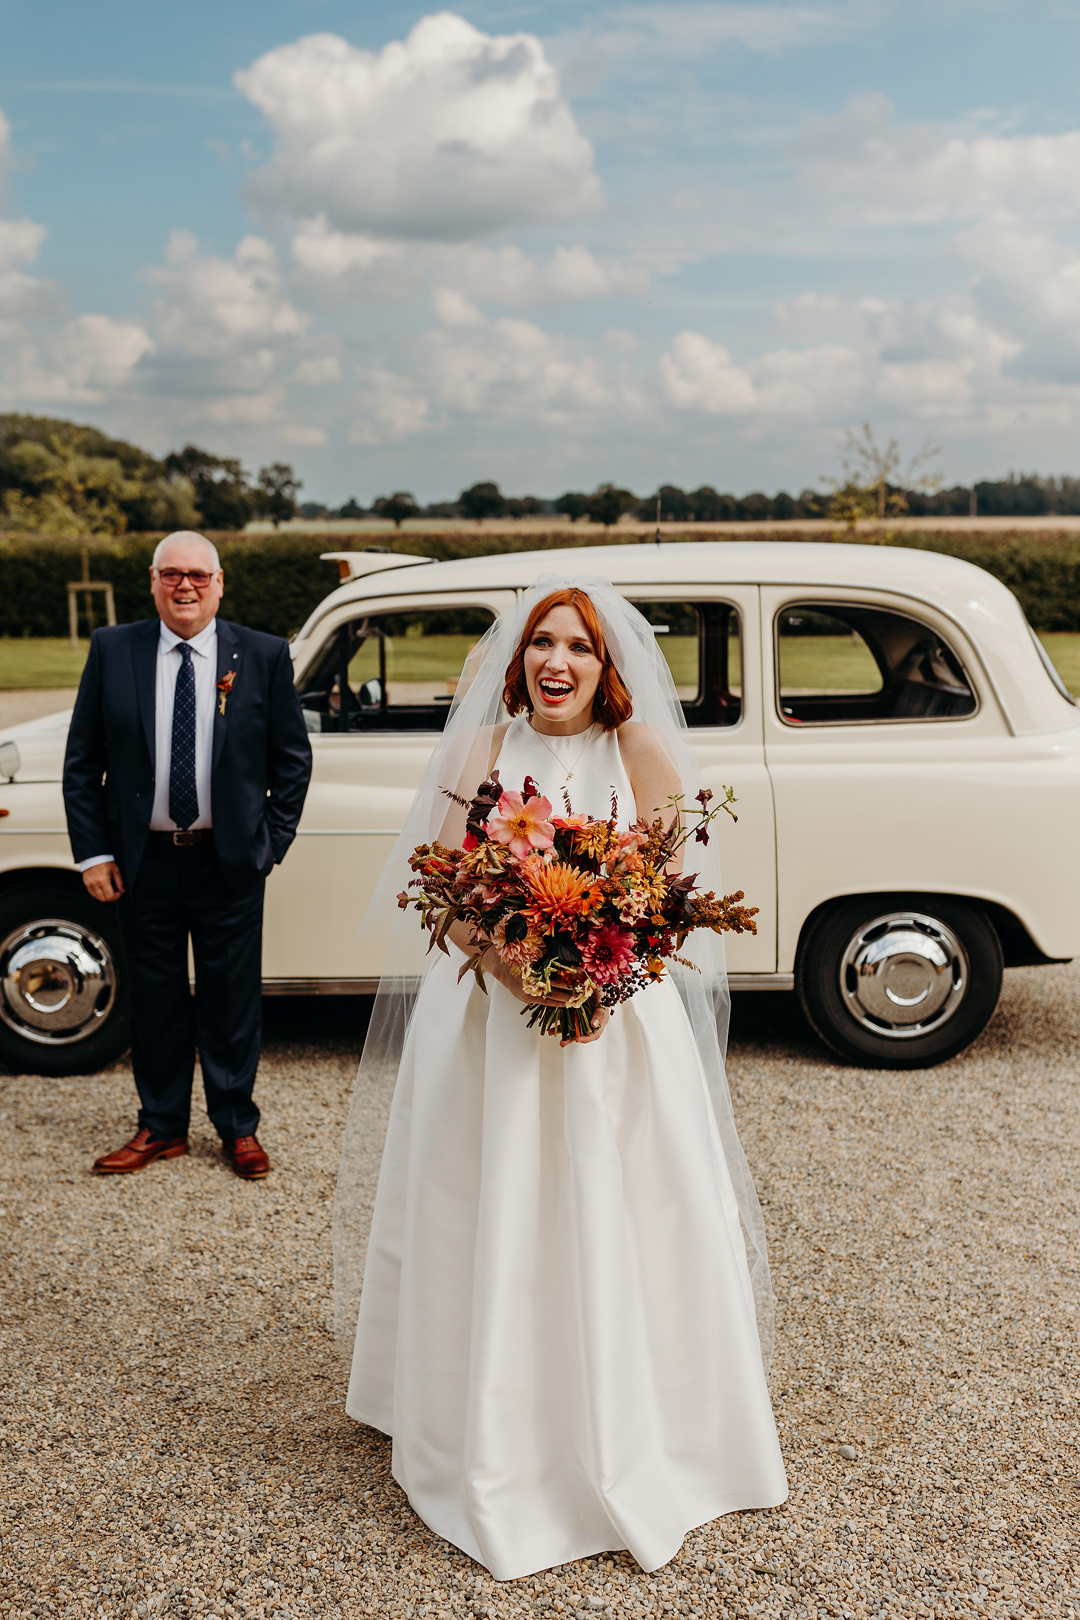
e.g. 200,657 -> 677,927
216,670 -> 237,716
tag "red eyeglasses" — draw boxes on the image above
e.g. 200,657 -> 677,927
156,568 -> 216,588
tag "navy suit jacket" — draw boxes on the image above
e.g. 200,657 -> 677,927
63,617 -> 312,894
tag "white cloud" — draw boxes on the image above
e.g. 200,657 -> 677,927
957,221 -> 1080,334
0,112 -> 62,328
237,14 -> 601,242
279,421 -> 328,445
291,220 -> 647,309
148,230 -> 308,357
432,288 -> 485,329
0,218 -> 56,325
350,365 -> 432,445
0,313 -> 153,406
349,298 -> 646,444
660,333 -> 757,414
292,355 -> 342,386
134,231 -> 321,430
661,330 -> 864,418
800,93 -> 1080,224
0,108 -> 152,405
432,242 -> 649,306
659,280 -> 1061,434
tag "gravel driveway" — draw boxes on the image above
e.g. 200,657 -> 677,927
3,972 -> 1079,1620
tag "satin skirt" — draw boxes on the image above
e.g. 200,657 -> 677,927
346,954 -> 787,1580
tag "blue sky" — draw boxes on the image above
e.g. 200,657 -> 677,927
2,1 -> 1080,504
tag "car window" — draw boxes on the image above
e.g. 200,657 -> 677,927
298,606 -> 495,732
632,602 -> 741,727
776,602 -> 976,725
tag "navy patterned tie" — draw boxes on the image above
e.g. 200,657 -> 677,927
169,643 -> 199,830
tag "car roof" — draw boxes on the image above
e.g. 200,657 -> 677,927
295,540 -> 1076,735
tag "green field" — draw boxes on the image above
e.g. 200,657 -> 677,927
3,631 -> 1080,698
0,638 -> 91,689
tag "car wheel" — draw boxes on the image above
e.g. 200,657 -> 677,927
0,882 -> 130,1075
795,895 -> 1003,1069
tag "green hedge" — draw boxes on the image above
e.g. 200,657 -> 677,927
4,527 -> 1080,637
0,534 -> 336,641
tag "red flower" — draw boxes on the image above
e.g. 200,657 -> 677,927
581,923 -> 636,984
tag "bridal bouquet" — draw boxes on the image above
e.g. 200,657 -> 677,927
398,770 -> 758,1041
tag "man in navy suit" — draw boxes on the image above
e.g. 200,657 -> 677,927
63,530 -> 312,1178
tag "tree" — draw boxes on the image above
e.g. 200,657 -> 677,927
337,497 -> 366,518
827,422 -> 941,532
503,495 -> 545,519
163,445 -> 255,530
736,491 -> 772,522
637,484 -> 693,522
0,414 -> 197,534
555,491 -> 590,522
256,462 -> 302,527
584,483 -> 637,527
795,487 -> 828,519
458,482 -> 506,523
374,491 -> 420,527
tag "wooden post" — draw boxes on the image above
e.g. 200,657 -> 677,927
66,576 -> 117,649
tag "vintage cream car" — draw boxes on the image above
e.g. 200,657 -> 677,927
0,539 -> 1077,1076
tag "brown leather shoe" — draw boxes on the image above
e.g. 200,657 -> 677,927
224,1135 -> 270,1179
93,1127 -> 188,1174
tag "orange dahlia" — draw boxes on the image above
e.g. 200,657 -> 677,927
521,857 -> 603,930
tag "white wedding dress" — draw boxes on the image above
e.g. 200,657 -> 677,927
346,715 -> 787,1579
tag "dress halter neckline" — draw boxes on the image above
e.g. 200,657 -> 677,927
525,717 -> 599,782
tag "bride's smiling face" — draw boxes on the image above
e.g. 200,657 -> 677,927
523,605 -> 604,731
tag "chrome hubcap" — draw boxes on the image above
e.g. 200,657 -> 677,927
839,911 -> 968,1039
0,918 -> 117,1045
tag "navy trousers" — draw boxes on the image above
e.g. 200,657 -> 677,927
116,840 -> 265,1143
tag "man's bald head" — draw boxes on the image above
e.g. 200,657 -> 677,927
152,531 -> 221,572
150,531 -> 224,640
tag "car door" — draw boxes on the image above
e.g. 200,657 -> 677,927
626,586 -> 777,976
262,590 -> 518,984
759,585 -> 1016,974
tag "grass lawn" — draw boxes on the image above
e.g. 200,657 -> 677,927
3,631 -> 1080,699
1036,633 -> 1080,696
0,638 -> 90,689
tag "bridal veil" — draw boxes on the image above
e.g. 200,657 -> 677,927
332,574 -> 775,1367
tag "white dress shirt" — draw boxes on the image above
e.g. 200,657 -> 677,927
77,618 -> 218,872
151,619 -> 217,831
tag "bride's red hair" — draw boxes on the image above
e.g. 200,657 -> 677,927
502,589 -> 633,731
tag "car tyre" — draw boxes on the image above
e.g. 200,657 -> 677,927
0,881 -> 130,1076
795,894 -> 1003,1069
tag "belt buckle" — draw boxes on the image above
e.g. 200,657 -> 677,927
173,829 -> 196,846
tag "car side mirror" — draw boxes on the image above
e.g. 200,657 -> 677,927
358,678 -> 383,710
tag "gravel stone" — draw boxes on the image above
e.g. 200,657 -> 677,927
2,970 -> 1080,1618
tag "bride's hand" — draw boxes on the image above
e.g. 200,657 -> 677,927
561,1003 -> 609,1048
485,953 -> 573,1008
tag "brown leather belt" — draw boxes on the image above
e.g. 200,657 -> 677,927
148,829 -> 214,847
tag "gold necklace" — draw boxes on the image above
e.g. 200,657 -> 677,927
527,719 -> 598,782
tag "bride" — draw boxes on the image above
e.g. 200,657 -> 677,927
333,578 -> 787,1581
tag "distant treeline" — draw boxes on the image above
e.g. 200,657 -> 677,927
308,474 -> 1080,528
6,413 -> 1080,537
